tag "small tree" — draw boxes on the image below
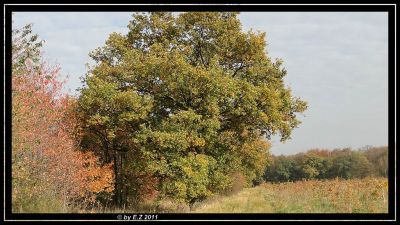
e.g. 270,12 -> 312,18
12,24 -> 114,212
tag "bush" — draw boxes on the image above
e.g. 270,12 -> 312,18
226,172 -> 247,196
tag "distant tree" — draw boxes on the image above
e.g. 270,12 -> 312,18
363,146 -> 388,177
350,151 -> 373,178
328,151 -> 372,179
264,155 -> 296,182
316,157 -> 333,179
297,153 -> 326,180
77,12 -> 307,206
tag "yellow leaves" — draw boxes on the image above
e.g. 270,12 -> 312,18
259,112 -> 270,124
87,114 -> 110,126
107,131 -> 116,140
189,136 -> 206,148
182,166 -> 194,177
173,182 -> 188,199
241,139 -> 271,157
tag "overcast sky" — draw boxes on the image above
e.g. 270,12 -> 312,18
12,12 -> 389,155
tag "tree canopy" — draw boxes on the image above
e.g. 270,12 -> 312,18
77,12 -> 307,206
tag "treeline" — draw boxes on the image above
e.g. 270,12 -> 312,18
264,146 -> 388,182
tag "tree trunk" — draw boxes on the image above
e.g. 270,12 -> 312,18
113,153 -> 120,206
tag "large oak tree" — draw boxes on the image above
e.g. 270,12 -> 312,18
77,12 -> 307,206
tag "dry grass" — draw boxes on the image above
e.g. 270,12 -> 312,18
193,177 -> 388,213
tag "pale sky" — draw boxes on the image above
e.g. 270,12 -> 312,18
12,12 -> 389,155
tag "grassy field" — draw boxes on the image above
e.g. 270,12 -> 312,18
193,178 -> 388,213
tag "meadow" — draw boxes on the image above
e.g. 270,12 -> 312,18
193,178 -> 388,213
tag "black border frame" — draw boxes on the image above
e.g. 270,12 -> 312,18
2,1 -> 397,222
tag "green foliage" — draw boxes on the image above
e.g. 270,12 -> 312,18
160,153 -> 214,204
264,156 -> 296,182
77,12 -> 307,205
12,23 -> 43,74
296,153 -> 327,179
329,151 -> 373,179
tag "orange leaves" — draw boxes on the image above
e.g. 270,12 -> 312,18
11,25 -> 118,212
79,151 -> 115,195
12,56 -> 115,211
